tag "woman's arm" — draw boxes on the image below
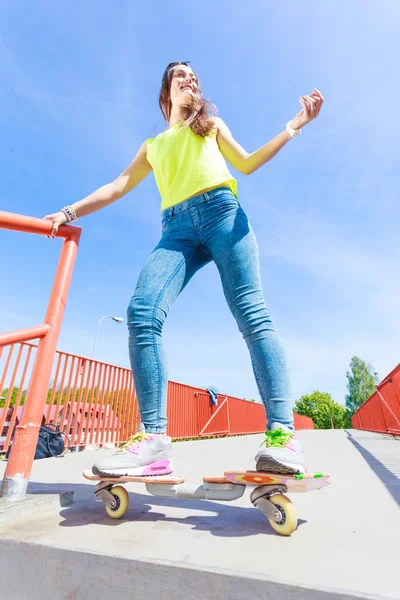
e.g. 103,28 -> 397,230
44,140 -> 152,236
72,140 -> 152,217
215,89 -> 324,176
215,119 -> 291,175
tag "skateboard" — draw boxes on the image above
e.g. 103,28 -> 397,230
83,469 -> 330,536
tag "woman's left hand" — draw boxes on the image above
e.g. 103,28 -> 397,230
289,88 -> 324,131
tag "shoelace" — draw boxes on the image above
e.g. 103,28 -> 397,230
117,430 -> 154,453
259,428 -> 294,448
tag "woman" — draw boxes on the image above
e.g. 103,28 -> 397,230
45,62 -> 323,477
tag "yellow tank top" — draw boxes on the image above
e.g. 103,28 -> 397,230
146,122 -> 237,211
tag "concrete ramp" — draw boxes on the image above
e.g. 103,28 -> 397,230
0,430 -> 399,599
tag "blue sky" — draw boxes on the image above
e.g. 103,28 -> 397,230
1,1 -> 399,406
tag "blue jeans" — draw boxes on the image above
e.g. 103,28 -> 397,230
127,186 -> 294,433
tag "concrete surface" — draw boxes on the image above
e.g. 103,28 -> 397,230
0,490 -> 73,525
0,429 -> 399,599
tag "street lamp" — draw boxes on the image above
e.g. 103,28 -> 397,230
92,315 -> 124,359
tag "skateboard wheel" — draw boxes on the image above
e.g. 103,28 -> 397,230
105,486 -> 129,519
267,494 -> 297,536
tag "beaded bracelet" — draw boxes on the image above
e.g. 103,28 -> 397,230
61,205 -> 78,223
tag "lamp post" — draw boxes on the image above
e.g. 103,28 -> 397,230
92,315 -> 124,359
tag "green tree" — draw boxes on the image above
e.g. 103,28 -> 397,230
295,391 -> 351,429
345,356 -> 377,415
0,386 -> 27,407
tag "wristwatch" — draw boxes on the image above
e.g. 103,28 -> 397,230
286,121 -> 301,138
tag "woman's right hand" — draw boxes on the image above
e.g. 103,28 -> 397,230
43,211 -> 68,238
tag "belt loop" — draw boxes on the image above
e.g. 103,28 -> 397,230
204,192 -> 210,204
171,206 -> 175,216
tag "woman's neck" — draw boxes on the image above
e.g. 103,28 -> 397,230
168,106 -> 186,128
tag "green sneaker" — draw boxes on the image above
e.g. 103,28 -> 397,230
255,423 -> 305,474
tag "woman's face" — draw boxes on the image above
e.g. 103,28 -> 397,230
169,64 -> 198,106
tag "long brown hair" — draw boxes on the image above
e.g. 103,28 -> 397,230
159,62 -> 217,138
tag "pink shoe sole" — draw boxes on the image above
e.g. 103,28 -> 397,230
140,459 -> 173,476
92,459 -> 173,478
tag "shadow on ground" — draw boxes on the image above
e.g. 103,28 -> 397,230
346,430 -> 399,505
26,480 -> 306,538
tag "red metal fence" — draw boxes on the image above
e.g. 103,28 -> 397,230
351,363 -> 400,436
0,341 -> 315,454
0,342 -> 138,453
167,383 -> 314,438
293,413 -> 315,430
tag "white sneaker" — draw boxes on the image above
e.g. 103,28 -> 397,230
255,423 -> 306,474
92,428 -> 173,477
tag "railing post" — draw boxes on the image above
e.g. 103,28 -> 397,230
1,228 -> 81,501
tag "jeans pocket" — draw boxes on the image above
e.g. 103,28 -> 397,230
216,197 -> 243,213
210,189 -> 238,203
161,214 -> 173,229
213,193 -> 240,209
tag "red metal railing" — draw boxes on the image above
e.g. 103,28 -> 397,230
352,363 -> 400,436
1,343 -> 315,455
0,343 -> 139,452
293,413 -> 315,430
0,211 -> 81,500
167,384 -> 267,438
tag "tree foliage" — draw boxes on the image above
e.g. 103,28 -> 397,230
0,385 -> 131,410
0,386 -> 27,407
345,356 -> 377,415
295,391 -> 351,429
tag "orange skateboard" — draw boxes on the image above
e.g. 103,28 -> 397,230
83,469 -> 330,536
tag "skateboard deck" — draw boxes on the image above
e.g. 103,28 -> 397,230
83,469 -> 330,492
83,469 -> 185,484
224,470 -> 331,493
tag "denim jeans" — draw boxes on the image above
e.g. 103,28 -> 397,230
127,186 -> 294,433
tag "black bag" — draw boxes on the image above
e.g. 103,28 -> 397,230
6,423 -> 70,460
34,423 -> 70,459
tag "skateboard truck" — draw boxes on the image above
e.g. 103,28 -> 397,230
94,478 -> 283,521
250,484 -> 287,523
94,481 -> 119,509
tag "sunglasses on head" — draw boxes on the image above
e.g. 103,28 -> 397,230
162,61 -> 191,79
